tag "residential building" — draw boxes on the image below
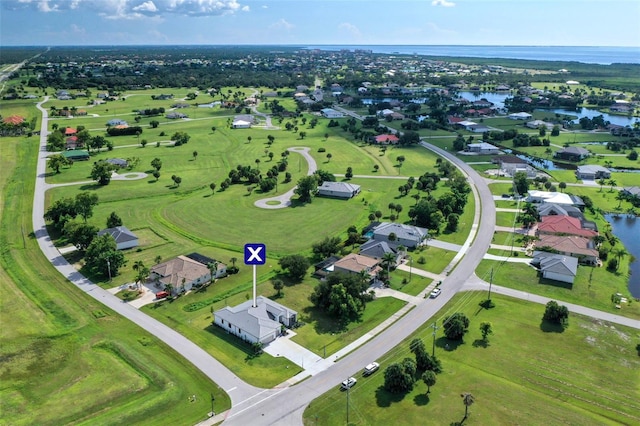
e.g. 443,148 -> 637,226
359,240 -> 402,264
536,215 -> 598,238
330,253 -> 381,280
97,226 -> 139,250
371,134 -> 399,145
531,251 -> 578,284
317,181 -> 361,199
214,296 -> 297,344
150,255 -> 221,294
576,165 -> 611,180
320,108 -> 344,118
554,146 -> 590,162
536,203 -> 584,220
526,120 -> 554,130
106,158 -> 128,168
536,235 -> 599,264
621,186 -> 640,197
166,112 -> 187,119
466,142 -> 500,155
372,222 -> 429,248
62,150 -> 90,161
527,190 -> 585,209
508,112 -> 533,120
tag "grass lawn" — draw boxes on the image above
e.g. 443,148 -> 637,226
476,259 -> 639,320
387,269 -> 434,296
303,292 -> 640,426
411,246 -> 458,275
0,122 -> 230,426
488,182 -> 515,196
495,210 -> 519,227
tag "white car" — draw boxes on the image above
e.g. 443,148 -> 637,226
429,288 -> 442,298
341,377 -> 357,390
363,362 -> 380,376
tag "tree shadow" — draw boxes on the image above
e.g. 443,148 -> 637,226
203,193 -> 212,198
472,339 -> 489,348
374,386 -> 406,407
413,393 -> 430,406
540,320 -> 566,333
78,184 -> 101,191
436,336 -> 464,352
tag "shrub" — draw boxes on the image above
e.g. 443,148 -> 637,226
607,258 -> 618,271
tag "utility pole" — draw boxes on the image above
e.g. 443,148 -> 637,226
106,258 -> 112,282
210,393 -> 215,417
431,322 -> 438,356
346,380 -> 350,425
488,267 -> 493,301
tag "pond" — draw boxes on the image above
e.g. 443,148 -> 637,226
605,213 -> 640,297
503,149 -> 570,171
457,91 -> 639,127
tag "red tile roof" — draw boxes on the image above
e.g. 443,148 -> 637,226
374,134 -> 399,144
537,215 -> 597,238
65,127 -> 77,135
3,115 -> 25,125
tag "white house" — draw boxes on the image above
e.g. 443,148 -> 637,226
508,112 -> 533,120
214,296 -> 297,344
320,108 -> 344,118
372,222 -> 429,248
232,119 -> 251,129
466,142 -> 500,155
317,181 -> 361,199
97,226 -> 138,250
526,190 -> 585,208
526,120 -> 554,130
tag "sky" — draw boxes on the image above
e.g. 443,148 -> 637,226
1,0 -> 639,47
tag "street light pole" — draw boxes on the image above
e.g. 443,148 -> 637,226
106,258 -> 112,282
488,267 -> 493,301
346,380 -> 350,425
431,322 -> 438,357
210,393 -> 215,417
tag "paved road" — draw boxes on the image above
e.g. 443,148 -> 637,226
222,140 -> 498,425
32,98 -> 266,418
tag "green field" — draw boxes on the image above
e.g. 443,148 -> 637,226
303,292 -> 640,425
0,114 -> 230,425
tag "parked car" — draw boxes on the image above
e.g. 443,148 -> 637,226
155,291 -> 169,299
363,362 -> 380,376
341,377 -> 357,390
429,288 -> 442,298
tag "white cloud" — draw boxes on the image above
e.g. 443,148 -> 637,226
269,18 -> 294,31
432,0 -> 455,7
338,22 -> 361,39
133,1 -> 158,13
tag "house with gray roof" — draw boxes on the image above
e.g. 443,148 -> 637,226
576,165 -> 610,180
214,296 -> 297,344
359,239 -> 396,261
536,203 -> 584,220
317,181 -> 361,199
554,146 -> 590,162
531,251 -> 578,284
372,222 -> 429,248
97,226 -> 138,250
622,186 -> 640,197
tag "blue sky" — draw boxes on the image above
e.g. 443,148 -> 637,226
1,0 -> 639,47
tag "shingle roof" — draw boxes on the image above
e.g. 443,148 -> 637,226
333,253 -> 380,273
214,296 -> 296,342
532,251 -> 578,277
373,222 -> 428,244
536,235 -> 598,258
97,226 -> 138,244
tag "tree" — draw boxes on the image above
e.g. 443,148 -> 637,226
44,197 -> 78,229
480,321 -> 493,341
312,236 -> 342,258
396,155 -> 406,169
382,252 -> 396,279
443,313 -> 470,340
513,171 -> 529,196
63,222 -> 98,250
171,175 -> 182,187
141,139 -> 148,148
106,211 -> 123,228
294,175 -> 318,203
150,120 -> 160,128
279,254 -> 310,281
383,358 -> 416,394
461,392 -> 475,420
151,157 -> 162,171
48,154 -> 72,174
272,279 -> 284,297
193,150 -> 198,160
91,161 -> 115,185
542,300 -> 569,328
559,182 -> 567,192
326,153 -> 332,162
345,166 -> 353,179
153,170 -> 160,181
422,371 -> 437,395
171,131 -> 190,146
612,247 -> 628,270
598,178 -> 607,192
209,182 -> 216,194
608,179 -> 617,192
447,213 -> 460,232
299,131 -> 306,139
310,272 -> 371,324
75,192 -> 99,223
84,234 -> 125,278
207,262 -> 218,285
132,260 -> 149,290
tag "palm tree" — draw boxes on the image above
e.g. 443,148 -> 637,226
616,191 -> 625,209
598,178 -> 606,192
461,392 -> 475,420
612,248 -> 628,270
422,371 -> 437,394
229,257 -> 237,269
208,262 -> 218,285
608,179 -> 617,192
154,255 -> 162,265
382,252 -> 396,279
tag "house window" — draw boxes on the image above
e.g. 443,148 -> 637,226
221,319 -> 224,324
228,323 -> 231,328
239,329 -> 242,334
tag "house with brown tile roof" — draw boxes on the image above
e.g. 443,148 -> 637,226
331,253 -> 381,280
536,235 -> 599,264
536,215 -> 598,238
150,255 -> 224,294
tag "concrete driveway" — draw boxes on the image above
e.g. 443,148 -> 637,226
263,331 -> 324,370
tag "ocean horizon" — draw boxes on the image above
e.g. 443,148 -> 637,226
302,45 -> 640,65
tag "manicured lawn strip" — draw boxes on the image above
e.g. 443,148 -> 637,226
476,259 -> 639,320
495,210 -> 518,227
488,182 -> 514,196
494,199 -> 519,209
387,269 -> 434,296
291,298 -> 407,357
303,292 -> 640,425
0,128 -> 229,425
565,186 -> 637,212
410,246 -> 457,276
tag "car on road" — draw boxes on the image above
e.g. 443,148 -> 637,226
341,377 -> 357,390
363,362 -> 379,376
429,288 -> 442,298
